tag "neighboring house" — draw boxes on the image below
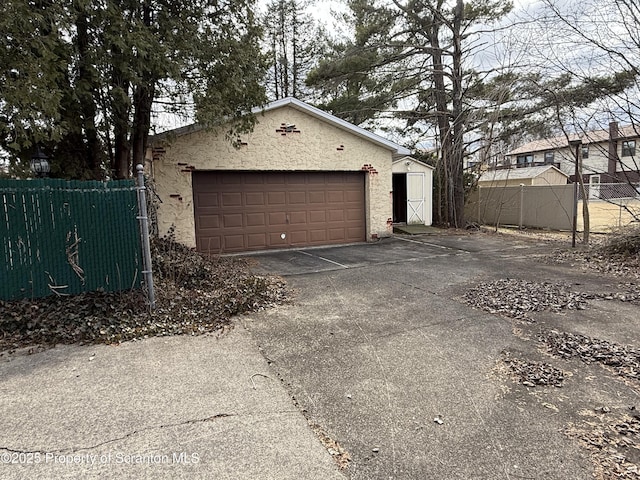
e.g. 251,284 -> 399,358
502,123 -> 640,186
477,165 -> 569,188
147,97 -> 425,253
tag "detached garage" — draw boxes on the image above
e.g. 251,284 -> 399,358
148,97 -> 412,253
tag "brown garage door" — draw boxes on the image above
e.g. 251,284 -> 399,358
192,171 -> 366,253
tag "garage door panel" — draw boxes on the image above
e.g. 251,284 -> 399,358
247,233 -> 267,247
268,233 -> 288,245
288,191 -> 306,204
309,229 -> 327,242
267,192 -> 286,205
266,174 -> 286,184
222,214 -> 243,228
309,191 -> 326,203
221,175 -> 243,185
328,209 -> 344,221
268,212 -> 288,226
197,236 -> 221,252
289,230 -> 308,244
193,171 -> 365,253
223,235 -> 245,250
309,211 -> 326,223
347,208 -> 362,221
244,174 -> 266,185
347,227 -> 364,238
245,192 -> 265,205
288,212 -> 306,224
195,193 -> 219,207
198,215 -> 220,229
221,192 -> 242,206
328,191 -> 345,203
306,174 -> 326,184
329,228 -> 346,240
246,213 -> 266,227
286,173 -> 308,185
345,190 -> 362,203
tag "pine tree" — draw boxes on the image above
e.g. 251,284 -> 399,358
307,0 -> 512,227
262,0 -> 328,101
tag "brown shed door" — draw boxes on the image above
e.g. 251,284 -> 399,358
192,171 -> 366,253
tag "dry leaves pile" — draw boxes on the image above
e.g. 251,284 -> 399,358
462,279 -> 590,319
0,237 -> 288,353
540,330 -> 640,382
567,413 -> 640,480
501,351 -> 566,387
550,248 -> 640,280
548,225 -> 640,280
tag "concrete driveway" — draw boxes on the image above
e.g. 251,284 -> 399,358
244,233 -> 640,479
0,327 -> 345,480
2,232 -> 637,479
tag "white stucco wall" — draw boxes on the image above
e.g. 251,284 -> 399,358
148,106 -> 395,248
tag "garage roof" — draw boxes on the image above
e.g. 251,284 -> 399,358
152,97 -> 412,156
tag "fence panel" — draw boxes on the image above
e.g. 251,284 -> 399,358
467,183 -> 640,232
466,185 -> 574,230
522,185 -> 574,230
580,182 -> 640,201
1,178 -> 141,300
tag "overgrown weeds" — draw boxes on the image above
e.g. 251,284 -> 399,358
0,235 -> 288,354
600,224 -> 640,257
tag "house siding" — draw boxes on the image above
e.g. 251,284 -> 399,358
149,106 -> 394,248
553,146 -> 609,178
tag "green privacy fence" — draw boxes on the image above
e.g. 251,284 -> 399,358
1,178 -> 141,301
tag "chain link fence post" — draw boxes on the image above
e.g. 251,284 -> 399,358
136,164 -> 155,309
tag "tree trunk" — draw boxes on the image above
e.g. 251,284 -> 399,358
449,0 -> 466,228
109,23 -> 131,178
292,5 -> 298,98
132,83 -> 154,169
430,9 -> 453,226
111,73 -> 131,179
131,2 -> 154,170
279,0 -> 289,97
76,8 -> 102,179
578,174 -> 590,244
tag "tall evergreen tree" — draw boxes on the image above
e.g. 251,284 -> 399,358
262,0 -> 328,101
307,0 -> 513,227
0,0 -> 267,179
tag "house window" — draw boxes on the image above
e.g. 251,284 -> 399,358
622,140 -> 636,157
516,154 -> 533,167
582,145 -> 589,159
544,151 -> 554,164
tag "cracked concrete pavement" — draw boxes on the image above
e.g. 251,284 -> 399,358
2,231 -> 639,480
0,328 -> 345,479
244,233 -> 640,479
